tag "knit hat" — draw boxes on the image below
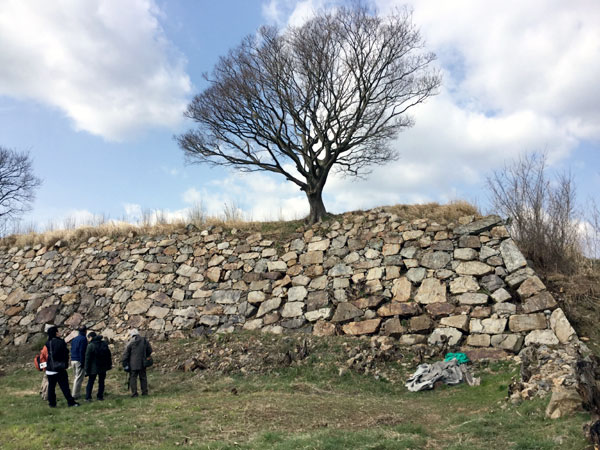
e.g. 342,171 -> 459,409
130,329 -> 139,337
88,332 -> 97,338
47,326 -> 58,338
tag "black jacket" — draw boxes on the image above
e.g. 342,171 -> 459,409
46,337 -> 69,372
85,336 -> 112,375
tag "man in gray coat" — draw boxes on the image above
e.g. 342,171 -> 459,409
121,329 -> 152,397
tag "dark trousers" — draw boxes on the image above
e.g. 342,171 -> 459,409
47,370 -> 76,407
130,368 -> 148,395
86,372 -> 106,400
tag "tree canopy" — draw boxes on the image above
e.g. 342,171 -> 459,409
178,4 -> 440,223
0,147 -> 42,232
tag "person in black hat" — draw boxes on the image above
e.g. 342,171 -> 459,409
45,326 -> 79,408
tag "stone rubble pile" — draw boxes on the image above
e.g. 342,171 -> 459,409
0,209 -> 579,354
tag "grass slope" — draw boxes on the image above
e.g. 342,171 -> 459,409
0,334 -> 591,450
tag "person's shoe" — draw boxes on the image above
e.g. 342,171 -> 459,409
49,404 -> 56,408
68,402 -> 80,407
97,397 -> 104,401
85,398 -> 92,402
131,393 -> 138,398
141,393 -> 148,396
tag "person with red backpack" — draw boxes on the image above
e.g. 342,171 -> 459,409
45,326 -> 79,408
84,332 -> 112,401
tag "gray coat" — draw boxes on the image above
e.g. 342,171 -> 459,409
121,335 -> 152,371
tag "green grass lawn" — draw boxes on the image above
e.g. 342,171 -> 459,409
0,350 -> 591,450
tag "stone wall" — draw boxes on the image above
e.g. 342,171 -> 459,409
0,209 -> 577,352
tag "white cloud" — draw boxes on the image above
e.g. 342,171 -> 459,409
251,0 -> 599,215
0,0 -> 191,140
123,203 -> 143,221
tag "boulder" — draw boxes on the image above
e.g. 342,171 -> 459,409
545,386 -> 582,419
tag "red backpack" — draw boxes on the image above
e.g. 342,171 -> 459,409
34,345 -> 48,371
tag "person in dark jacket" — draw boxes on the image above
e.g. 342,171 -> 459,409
84,332 -> 112,401
70,326 -> 88,399
121,329 -> 152,397
45,326 -> 79,408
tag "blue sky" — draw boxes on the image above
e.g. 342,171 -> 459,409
0,0 -> 598,231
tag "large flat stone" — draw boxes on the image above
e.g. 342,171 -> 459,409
456,293 -> 489,305
425,302 -> 455,317
428,327 -> 463,346
332,302 -> 363,322
508,313 -> 547,332
550,308 -> 577,344
453,215 -> 502,235
524,329 -> 559,346
440,315 -> 469,331
211,290 -> 242,305
491,333 -> 524,352
419,251 -> 451,269
415,278 -> 446,304
342,318 -> 381,335
455,261 -> 493,276
449,276 -> 480,294
256,297 -> 282,317
470,318 -> 507,334
391,277 -> 412,302
522,291 -> 557,313
377,302 -> 421,317
381,317 -> 406,336
466,334 -> 491,347
125,299 -> 152,315
499,239 -> 527,273
517,276 -> 546,299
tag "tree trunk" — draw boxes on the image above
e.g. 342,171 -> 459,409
306,190 -> 327,224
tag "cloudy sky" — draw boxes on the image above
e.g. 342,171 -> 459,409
0,0 -> 598,231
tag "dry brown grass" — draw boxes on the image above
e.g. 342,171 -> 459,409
379,200 -> 480,223
0,201 -> 480,250
546,264 -> 600,355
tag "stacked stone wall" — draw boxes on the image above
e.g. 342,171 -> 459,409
0,210 -> 577,352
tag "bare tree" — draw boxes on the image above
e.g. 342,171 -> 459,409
178,4 -> 440,223
486,152 -> 580,274
0,147 -> 42,229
